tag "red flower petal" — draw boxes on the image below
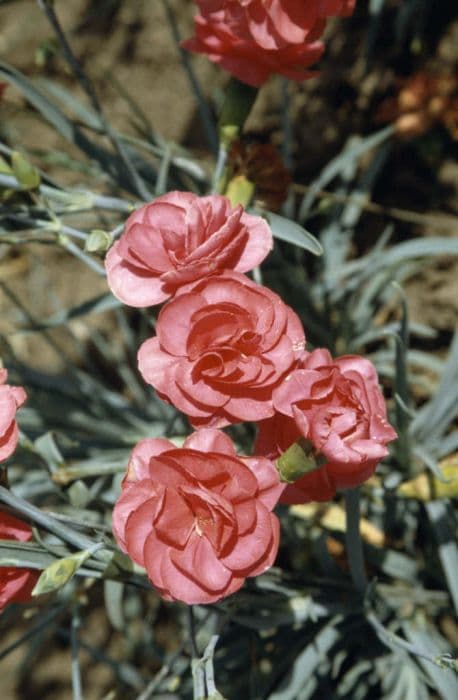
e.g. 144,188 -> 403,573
221,502 -> 276,571
183,428 -> 236,455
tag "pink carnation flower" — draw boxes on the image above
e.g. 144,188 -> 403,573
105,192 -> 273,307
183,1 -> 356,86
255,349 -> 397,503
112,429 -> 284,604
0,369 -> 26,463
198,0 -> 325,49
183,13 -> 324,87
138,271 -> 305,427
1,512 -> 39,611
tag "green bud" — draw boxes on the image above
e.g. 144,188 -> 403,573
225,175 -> 255,208
85,229 -> 112,253
276,439 -> 326,483
11,151 -> 40,190
32,549 -> 93,596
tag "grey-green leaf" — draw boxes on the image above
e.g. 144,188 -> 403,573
32,548 -> 95,596
251,209 -> 323,255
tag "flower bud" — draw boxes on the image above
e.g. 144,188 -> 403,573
276,439 -> 326,483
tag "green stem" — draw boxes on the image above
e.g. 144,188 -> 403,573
188,606 -> 206,700
212,143 -> 228,195
367,612 -> 456,670
0,174 -> 133,212
214,78 -> 258,196
203,635 -> 220,697
71,604 -> 84,700
344,488 -> 368,594
0,486 -> 109,566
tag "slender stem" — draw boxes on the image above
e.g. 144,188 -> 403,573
280,78 -> 293,171
71,605 -> 84,700
5,212 -> 107,275
135,666 -> 171,700
59,237 -> 107,276
0,173 -> 133,212
212,143 -> 228,195
188,605 -> 199,659
367,612 -> 456,670
60,225 -> 87,241
4,213 -> 88,241
0,486 -> 108,563
344,488 -> 368,594
188,606 -> 206,699
203,635 -> 220,696
110,223 -> 125,239
136,609 -> 215,700
87,192 -> 133,212
36,0 -> 151,201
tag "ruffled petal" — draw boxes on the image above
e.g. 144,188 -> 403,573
125,438 -> 176,482
183,428 -> 236,455
243,456 -> 285,509
105,242 -> 170,307
221,502 -> 275,571
156,293 -> 206,356
112,481 -> 160,552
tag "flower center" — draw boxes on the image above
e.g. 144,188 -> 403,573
195,515 -> 213,537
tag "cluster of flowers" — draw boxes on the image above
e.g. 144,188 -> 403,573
183,0 -> 356,86
0,0 -> 398,613
106,191 -> 396,604
0,370 -> 38,612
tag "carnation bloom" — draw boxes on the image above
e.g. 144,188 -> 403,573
105,192 -> 273,307
255,349 -> 397,503
183,13 -> 324,87
138,271 -> 305,427
183,1 -> 356,86
0,369 -> 27,463
1,512 -> 39,611
112,429 -> 283,604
